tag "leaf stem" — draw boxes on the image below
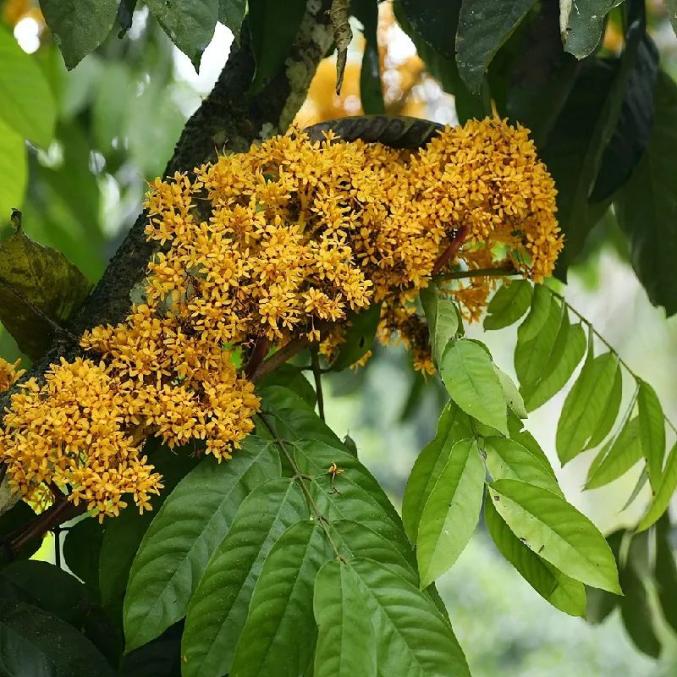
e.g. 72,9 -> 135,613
310,349 -> 325,422
434,265 -> 520,282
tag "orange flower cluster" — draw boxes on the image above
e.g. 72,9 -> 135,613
0,118 -> 561,518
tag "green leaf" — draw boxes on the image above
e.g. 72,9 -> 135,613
393,0 -> 461,58
256,365 -> 316,408
331,303 -> 382,370
123,437 -> 280,652
0,119 -> 27,220
248,0 -> 307,93
342,558 -> 470,676
181,480 -> 308,677
515,297 -> 562,391
556,353 -> 620,463
98,448 -> 197,623
494,365 -> 527,419
420,285 -> 459,365
417,439 -> 484,586
585,530 -> 622,623
62,517 -> 104,598
655,516 -> 677,634
522,318 -> 587,412
402,403 -> 473,543
584,360 -> 622,450
293,441 -> 411,560
0,226 -> 91,360
0,25 -> 56,146
219,0 -> 247,36
488,479 -> 621,593
483,437 -> 561,496
230,522 -> 332,677
0,502 -> 40,562
484,498 -> 586,616
0,601 -> 115,677
353,0 -> 385,114
456,0 -> 538,93
636,442 -> 677,532
146,0 -> 218,68
39,0 -> 118,70
585,417 -> 642,490
440,338 -> 507,434
560,0 -> 623,59
637,380 -> 666,489
615,71 -> 677,315
518,284 -> 553,342
313,561 -> 378,677
483,280 -> 533,330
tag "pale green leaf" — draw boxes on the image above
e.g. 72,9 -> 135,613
402,403 -> 473,543
489,479 -> 621,593
123,437 -> 280,652
556,353 -> 620,463
494,365 -> 527,419
0,118 -> 26,219
348,558 -> 470,676
181,480 -> 308,677
485,498 -> 586,616
421,285 -> 459,365
230,522 -> 333,677
39,0 -> 119,70
584,362 -> 622,450
440,338 -> 507,434
585,417 -> 642,490
637,442 -> 677,532
313,561 -> 378,677
519,284 -> 553,342
417,439 -> 485,586
483,280 -> 533,330
637,379 -> 666,489
483,437 -> 562,496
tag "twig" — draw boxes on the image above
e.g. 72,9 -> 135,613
310,349 -> 325,421
434,265 -> 519,282
250,336 -> 310,382
432,226 -> 468,275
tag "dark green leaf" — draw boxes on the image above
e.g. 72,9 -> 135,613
560,0 -> 622,59
0,120 -> 27,219
116,0 -> 137,38
393,0 -> 461,58
62,517 -> 104,598
483,436 -> 562,496
483,280 -> 532,330
344,558 -> 470,676
402,403 -> 473,542
146,0 -> 218,69
0,502 -> 40,563
489,479 -> 621,593
517,284 -> 553,342
585,417 -> 642,490
98,448 -> 197,623
313,561 -> 378,677
417,439 -> 484,586
456,0 -> 537,93
484,498 -> 585,616
248,0 -> 307,93
181,480 -> 308,677
615,71 -> 677,316
353,0 -> 385,114
0,25 -> 56,146
0,600 -> 115,677
584,361 -> 622,450
219,0 -> 247,35
118,622 -> 183,677
123,437 -> 280,652
420,285 -> 459,365
440,338 -> 507,434
637,442 -> 677,532
0,226 -> 90,360
256,365 -> 316,408
556,353 -> 620,463
585,530 -> 623,624
230,522 -> 332,677
39,0 -> 119,70
655,516 -> 677,634
637,379 -> 666,489
331,303 -> 382,370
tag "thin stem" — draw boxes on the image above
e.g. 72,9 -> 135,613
550,288 -> 677,437
434,265 -> 519,282
310,349 -> 325,422
250,336 -> 309,383
256,413 -> 343,559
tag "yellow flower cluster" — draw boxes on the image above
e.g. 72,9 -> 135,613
0,118 -> 561,518
0,357 -> 22,392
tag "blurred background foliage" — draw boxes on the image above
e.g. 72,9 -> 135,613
1,0 -> 676,673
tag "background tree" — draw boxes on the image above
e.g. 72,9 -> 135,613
0,0 -> 675,675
